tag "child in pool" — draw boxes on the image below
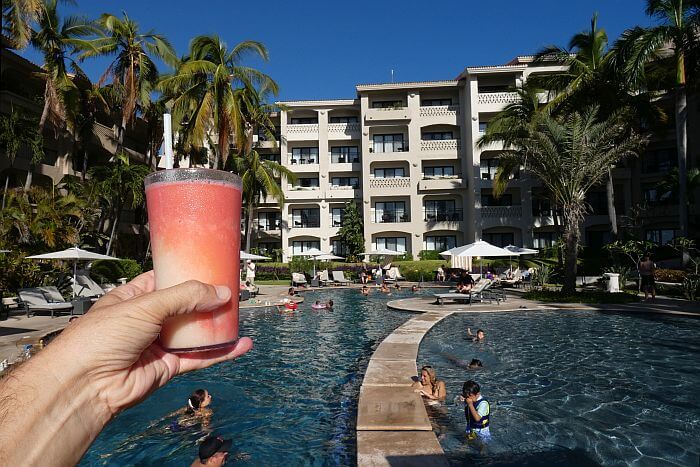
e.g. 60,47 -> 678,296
461,380 -> 490,441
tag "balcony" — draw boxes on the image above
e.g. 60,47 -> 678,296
373,211 -> 411,224
419,176 -> 463,191
368,177 -> 411,189
285,186 -> 322,200
286,123 -> 319,141
477,91 -> 519,107
288,154 -> 320,173
365,107 -> 410,122
328,122 -> 360,138
253,220 -> 282,237
420,139 -> 460,154
290,220 -> 320,229
327,184 -> 360,199
424,209 -> 463,222
482,205 -> 522,219
418,105 -> 460,125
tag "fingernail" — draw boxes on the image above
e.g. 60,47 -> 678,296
215,285 -> 231,300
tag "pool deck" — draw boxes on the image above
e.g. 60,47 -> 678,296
356,291 -> 700,466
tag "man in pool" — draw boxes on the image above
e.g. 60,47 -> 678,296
361,285 -> 370,296
467,327 -> 485,342
191,435 -> 231,466
0,272 -> 253,465
461,380 -> 490,441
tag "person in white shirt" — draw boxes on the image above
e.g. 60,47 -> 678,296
245,260 -> 256,283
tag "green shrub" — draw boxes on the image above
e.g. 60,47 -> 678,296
91,259 -> 143,283
683,274 -> 700,301
654,268 -> 686,283
418,250 -> 441,260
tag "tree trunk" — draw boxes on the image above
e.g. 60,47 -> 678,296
26,85 -> 52,191
561,209 -> 581,294
606,168 -> 618,239
82,147 -> 88,181
245,205 -> 254,252
675,88 -> 688,235
2,175 -> 9,209
106,203 -> 122,256
552,200 -> 563,268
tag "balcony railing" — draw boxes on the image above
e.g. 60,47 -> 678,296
329,153 -> 360,164
368,177 -> 411,189
290,219 -> 320,228
481,205 -> 523,218
328,122 -> 360,134
424,209 -> 463,222
477,92 -> 519,105
330,216 -> 344,228
370,144 -> 408,154
419,105 -> 460,117
255,220 -> 281,231
286,123 -> 319,134
420,139 -> 460,152
329,184 -> 359,190
288,154 -> 319,165
374,212 -> 410,223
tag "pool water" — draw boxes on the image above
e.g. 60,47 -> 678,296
80,288 -> 425,466
416,310 -> 700,466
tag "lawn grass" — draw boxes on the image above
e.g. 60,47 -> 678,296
253,280 -> 291,286
523,290 -> 639,304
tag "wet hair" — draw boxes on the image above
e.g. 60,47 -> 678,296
288,287 -> 295,295
328,300 -> 334,306
462,380 -> 481,397
469,359 -> 483,368
315,300 -> 320,305
476,329 -> 485,335
187,389 -> 207,412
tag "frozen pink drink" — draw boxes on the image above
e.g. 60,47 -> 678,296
145,168 -> 242,352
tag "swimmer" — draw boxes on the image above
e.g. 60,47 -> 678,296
461,380 -> 491,441
327,299 -> 334,310
287,287 -> 296,296
468,358 -> 483,369
191,435 -> 231,466
411,284 -> 419,292
441,353 -> 484,370
380,282 -> 390,293
467,327 -> 485,342
412,365 -> 446,402
171,389 -> 213,431
361,286 -> 370,296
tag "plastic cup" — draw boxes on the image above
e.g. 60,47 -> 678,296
145,168 -> 242,352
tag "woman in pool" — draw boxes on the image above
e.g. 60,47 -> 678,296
361,286 -> 370,296
380,282 -> 391,294
413,366 -> 446,402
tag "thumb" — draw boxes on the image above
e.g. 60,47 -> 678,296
122,280 -> 232,324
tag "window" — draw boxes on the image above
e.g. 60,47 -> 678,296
258,242 -> 280,253
291,147 -> 318,164
294,177 -> 319,188
532,197 -> 552,216
424,166 -> 454,177
422,98 -> 452,106
330,116 -> 358,123
330,146 -> 360,163
372,100 -> 403,109
478,122 -> 489,133
483,232 -> 514,247
646,229 -> 676,245
330,177 -> 359,188
291,208 -> 320,228
424,236 -> 456,252
643,148 -> 676,173
643,185 -> 674,204
331,207 -> 344,227
422,131 -> 453,140
480,159 -> 499,180
257,212 -> 281,230
424,200 -> 460,221
373,167 -> 405,178
482,194 -> 513,206
260,153 -> 280,163
331,239 -> 347,256
292,240 -> 320,254
375,237 -> 407,253
478,84 -> 511,93
533,232 -> 556,248
373,134 -> 405,153
586,192 -> 608,215
375,201 -> 407,223
290,117 -> 317,124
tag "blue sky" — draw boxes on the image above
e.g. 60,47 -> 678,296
19,0 -> 656,101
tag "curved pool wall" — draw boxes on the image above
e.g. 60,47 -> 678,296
416,310 -> 700,466
81,288 -> 432,466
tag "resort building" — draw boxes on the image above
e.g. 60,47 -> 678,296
249,56 -> 697,261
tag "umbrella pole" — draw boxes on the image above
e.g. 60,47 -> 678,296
72,260 -> 77,298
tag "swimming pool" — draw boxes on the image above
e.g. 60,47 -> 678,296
80,288 -> 422,466
416,310 -> 700,466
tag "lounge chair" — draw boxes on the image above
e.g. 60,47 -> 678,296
387,266 -> 405,281
18,287 -> 74,318
433,280 -> 497,305
72,271 -> 106,299
501,269 -> 523,288
319,270 -> 332,286
292,272 -> 307,287
332,270 -> 350,285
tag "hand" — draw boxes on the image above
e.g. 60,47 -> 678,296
53,271 -> 253,416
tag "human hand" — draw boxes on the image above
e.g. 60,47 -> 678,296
52,271 -> 253,417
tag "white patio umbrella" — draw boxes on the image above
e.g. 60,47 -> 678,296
359,248 -> 402,256
441,240 -> 512,276
315,254 -> 344,261
26,247 -> 120,297
240,251 -> 271,261
503,245 -> 538,271
293,248 -> 327,276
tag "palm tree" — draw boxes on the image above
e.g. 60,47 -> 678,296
0,110 -> 44,207
658,167 -> 700,206
88,152 -> 151,255
1,0 -> 42,48
158,35 -> 278,169
612,0 -> 700,237
231,149 -> 295,251
481,106 -> 648,293
81,12 -> 176,152
26,0 -> 96,189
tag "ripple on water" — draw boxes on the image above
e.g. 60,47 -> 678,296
417,310 -> 700,466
